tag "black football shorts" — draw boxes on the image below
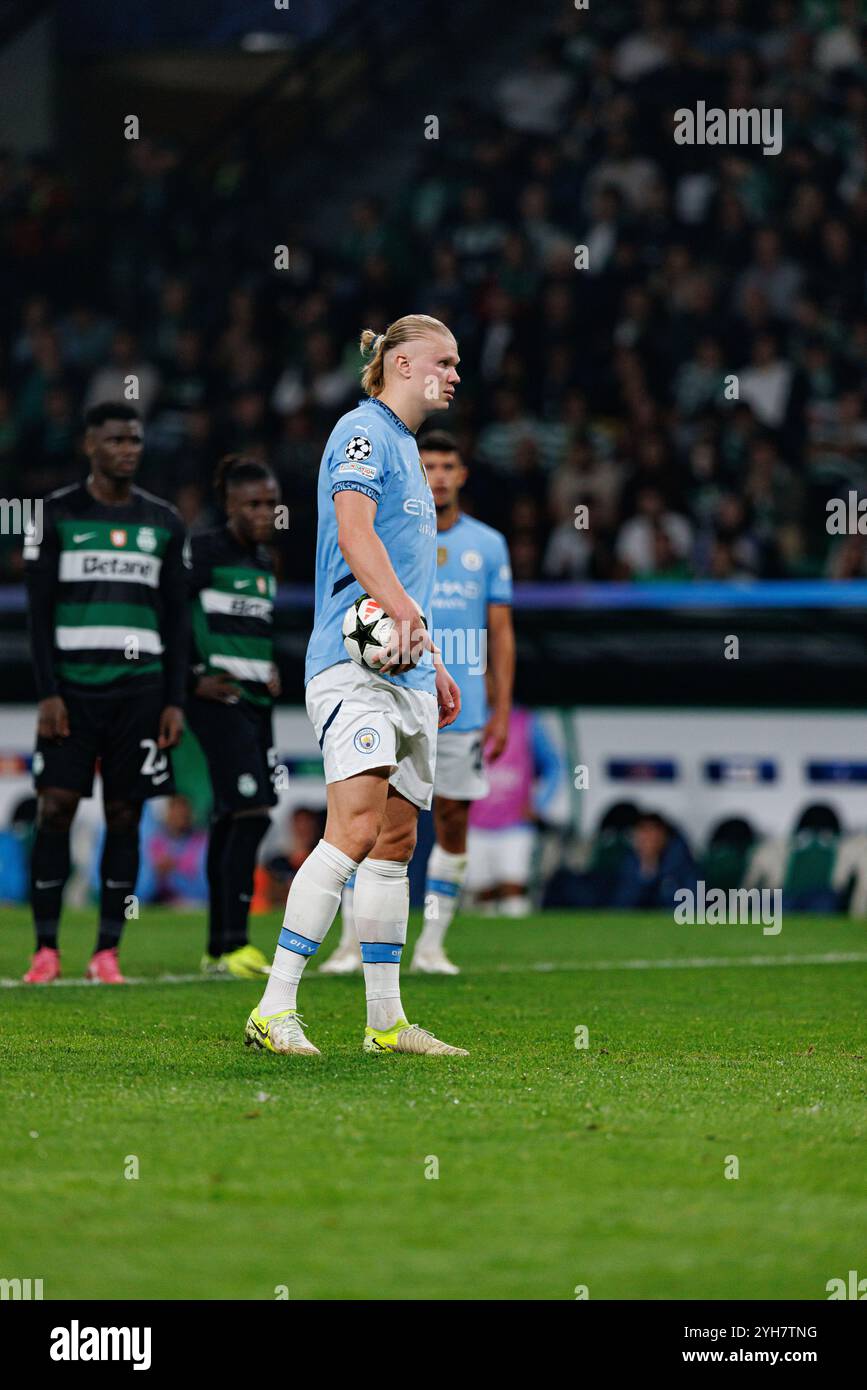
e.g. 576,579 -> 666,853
187,695 -> 279,816
33,688 -> 175,801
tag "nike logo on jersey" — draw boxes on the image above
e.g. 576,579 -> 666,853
151,771 -> 171,785
73,532 -> 97,543
234,579 -> 252,589
105,880 -> 133,889
35,879 -> 63,889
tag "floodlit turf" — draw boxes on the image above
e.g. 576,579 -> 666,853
0,906 -> 864,1301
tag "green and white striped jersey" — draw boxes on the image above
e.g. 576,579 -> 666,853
189,526 -> 276,707
24,482 -> 188,704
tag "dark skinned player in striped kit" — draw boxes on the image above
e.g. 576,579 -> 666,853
187,457 -> 282,980
23,403 -> 188,984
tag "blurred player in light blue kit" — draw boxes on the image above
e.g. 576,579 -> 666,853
245,314 -> 467,1056
324,430 -> 515,975
416,431 -> 515,969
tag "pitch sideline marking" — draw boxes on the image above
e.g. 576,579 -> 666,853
513,951 -> 867,973
1,951 -> 865,989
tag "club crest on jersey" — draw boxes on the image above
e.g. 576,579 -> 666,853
354,727 -> 381,754
137,526 -> 157,553
461,549 -> 482,571
110,529 -> 127,548
345,436 -> 373,463
237,773 -> 258,797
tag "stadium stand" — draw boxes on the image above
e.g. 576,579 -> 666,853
2,0 -> 866,586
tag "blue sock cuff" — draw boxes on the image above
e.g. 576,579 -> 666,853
278,928 -> 320,956
426,877 -> 461,897
360,941 -> 403,964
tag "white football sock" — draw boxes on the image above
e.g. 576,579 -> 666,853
353,857 -> 409,1031
417,844 -> 467,952
258,840 -> 358,1016
335,884 -> 360,954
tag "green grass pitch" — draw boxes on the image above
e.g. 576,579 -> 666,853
1,907 -> 864,1300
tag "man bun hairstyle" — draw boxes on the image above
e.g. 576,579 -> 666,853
214,454 -> 274,509
359,314 -> 451,397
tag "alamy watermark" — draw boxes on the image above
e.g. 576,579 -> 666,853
674,101 -> 782,157
1,1276 -> 43,1299
382,620 -> 487,674
826,1269 -> 866,1299
50,1321 -> 151,1370
2,498 -> 43,545
826,492 -> 867,535
431,626 -> 487,674
674,881 -> 782,935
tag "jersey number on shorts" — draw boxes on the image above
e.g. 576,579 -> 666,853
139,738 -> 170,785
267,745 -> 286,790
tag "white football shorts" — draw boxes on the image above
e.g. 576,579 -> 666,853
433,727 -> 489,801
464,825 -> 536,892
306,661 -> 438,810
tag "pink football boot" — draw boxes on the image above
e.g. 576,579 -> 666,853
23,946 -> 61,984
86,947 -> 127,984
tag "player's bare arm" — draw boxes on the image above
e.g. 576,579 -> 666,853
435,664 -> 460,729
157,519 -> 189,749
158,705 -> 184,750
482,602 -> 515,760
26,503 -> 68,742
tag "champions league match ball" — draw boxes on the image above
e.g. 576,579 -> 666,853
342,594 -> 427,672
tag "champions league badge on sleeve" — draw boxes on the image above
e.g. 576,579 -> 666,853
345,436 -> 373,462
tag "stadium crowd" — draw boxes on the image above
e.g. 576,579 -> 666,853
1,0 -> 866,584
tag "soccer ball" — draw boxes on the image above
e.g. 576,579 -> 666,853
342,595 -> 426,672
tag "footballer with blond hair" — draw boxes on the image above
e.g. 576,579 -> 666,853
244,314 -> 467,1056
323,429 -> 515,975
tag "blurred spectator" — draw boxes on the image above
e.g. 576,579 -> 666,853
612,0 -> 670,83
496,43 -> 575,136
138,796 -> 207,906
613,811 -> 698,910
252,805 -> 326,912
737,333 -> 798,432
693,493 -> 763,579
1,2 -> 865,585
84,329 -> 161,418
0,795 -> 36,903
88,797 -> 207,907
616,486 -> 692,576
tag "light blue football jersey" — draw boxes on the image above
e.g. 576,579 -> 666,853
305,397 -> 438,694
430,513 -> 512,732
